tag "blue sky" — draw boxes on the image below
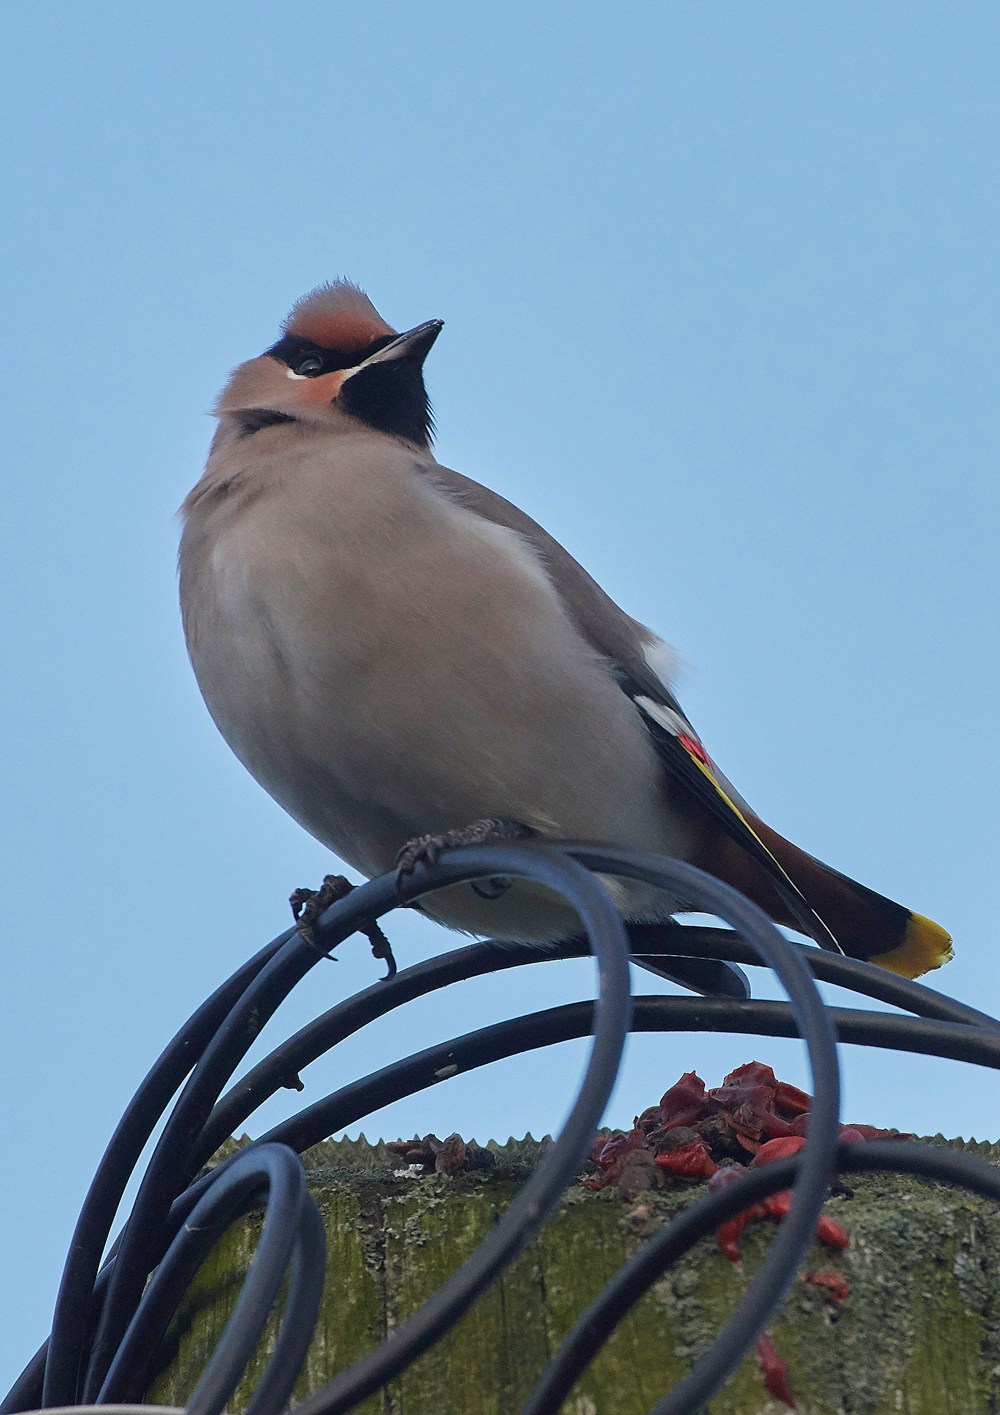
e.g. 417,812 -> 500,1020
2,1 -> 998,1386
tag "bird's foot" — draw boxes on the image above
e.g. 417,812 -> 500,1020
290,873 -> 398,978
395,818 -> 536,899
290,873 -> 353,951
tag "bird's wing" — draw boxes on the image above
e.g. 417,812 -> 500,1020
614,678 -> 841,950
426,460 -> 841,951
423,461 -> 668,687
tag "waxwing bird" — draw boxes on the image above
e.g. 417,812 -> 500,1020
179,280 -> 952,982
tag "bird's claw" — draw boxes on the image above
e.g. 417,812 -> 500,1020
290,873 -> 354,953
395,834 -> 445,876
365,919 -> 398,979
394,818 -> 536,889
290,873 -> 397,977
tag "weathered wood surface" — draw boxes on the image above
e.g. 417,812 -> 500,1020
148,1134 -> 1000,1415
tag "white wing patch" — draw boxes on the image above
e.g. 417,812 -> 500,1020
643,637 -> 681,694
634,695 -> 692,739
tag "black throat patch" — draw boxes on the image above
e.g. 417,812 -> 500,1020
265,333 -> 434,446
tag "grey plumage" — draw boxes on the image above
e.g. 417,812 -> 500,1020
180,285 -> 702,938
178,280 -> 953,980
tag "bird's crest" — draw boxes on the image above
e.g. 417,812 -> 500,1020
282,280 -> 396,354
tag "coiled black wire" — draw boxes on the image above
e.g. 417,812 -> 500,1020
2,842 -> 995,1415
96,1144 -> 326,1415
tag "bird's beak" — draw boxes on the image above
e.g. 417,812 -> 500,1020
342,319 -> 443,381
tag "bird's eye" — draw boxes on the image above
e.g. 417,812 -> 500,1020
293,355 -> 324,377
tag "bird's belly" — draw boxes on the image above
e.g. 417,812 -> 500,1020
183,477 -> 696,938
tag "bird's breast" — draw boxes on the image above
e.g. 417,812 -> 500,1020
179,435 -> 690,884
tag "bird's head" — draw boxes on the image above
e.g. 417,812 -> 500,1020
215,281 -> 442,447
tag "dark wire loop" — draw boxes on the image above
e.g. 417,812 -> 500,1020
558,846 -> 842,1415
213,997 -> 1000,1169
190,922 -> 992,1173
285,842 -> 634,1415
40,920 -> 992,1410
243,1199 -> 327,1415
41,934 -> 294,1410
1,841 -> 995,1415
96,1144 -> 324,1415
80,935 -> 323,1402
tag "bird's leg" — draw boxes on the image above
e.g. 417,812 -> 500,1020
290,873 -> 398,977
395,817 -> 537,899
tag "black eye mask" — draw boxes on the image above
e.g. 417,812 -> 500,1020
264,332 -> 398,379
262,325 -> 437,447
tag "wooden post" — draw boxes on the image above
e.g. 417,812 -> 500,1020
148,1134 -> 1000,1414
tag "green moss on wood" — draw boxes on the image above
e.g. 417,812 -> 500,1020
148,1136 -> 1000,1415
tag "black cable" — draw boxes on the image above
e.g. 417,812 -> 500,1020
283,841 -> 633,1415
1,1345 -> 47,1415
97,1145 -> 324,1415
193,928 -> 754,1173
53,991 -> 1000,1415
83,841 -> 626,1402
281,847 -> 838,1415
550,846 -> 843,1415
189,937 -> 552,1176
80,987 -> 1000,1338
80,936 -> 322,1401
243,1198 -> 327,1415
526,1151 -> 808,1415
41,933 -> 293,1409
624,922 -> 1000,1031
192,921 -> 994,1175
188,1159 -> 326,1415
4,841 -> 997,1415
229,995 -> 997,1168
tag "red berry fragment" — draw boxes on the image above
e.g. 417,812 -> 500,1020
710,1164 -> 757,1261
579,1058 -> 905,1217
586,1128 -> 649,1188
654,1141 -> 718,1179
846,1122 -> 913,1140
756,1332 -> 797,1409
773,1081 -> 811,1117
816,1214 -> 850,1249
751,1136 -> 806,1167
435,1133 -> 466,1176
762,1191 -> 793,1220
658,1071 -> 716,1129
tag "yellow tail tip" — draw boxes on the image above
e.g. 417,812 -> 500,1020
868,912 -> 954,980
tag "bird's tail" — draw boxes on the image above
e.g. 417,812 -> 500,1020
631,693 -> 951,978
742,816 -> 953,980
